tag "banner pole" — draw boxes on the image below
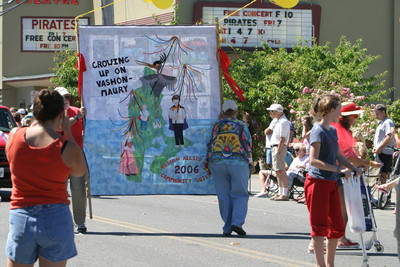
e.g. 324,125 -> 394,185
75,21 -> 93,220
215,17 -> 223,110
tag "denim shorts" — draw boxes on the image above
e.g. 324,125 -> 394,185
6,203 -> 77,264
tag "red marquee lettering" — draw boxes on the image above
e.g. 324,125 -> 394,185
34,0 -> 41,3
43,20 -> 49,29
31,19 -> 39,29
43,0 -> 51,3
49,20 -> 57,30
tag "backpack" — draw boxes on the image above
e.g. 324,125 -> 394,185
207,119 -> 252,163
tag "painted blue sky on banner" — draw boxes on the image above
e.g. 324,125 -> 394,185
79,26 -> 221,195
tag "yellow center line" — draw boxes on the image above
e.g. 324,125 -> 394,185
92,215 -> 314,267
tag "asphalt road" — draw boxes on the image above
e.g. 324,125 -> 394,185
0,175 -> 399,266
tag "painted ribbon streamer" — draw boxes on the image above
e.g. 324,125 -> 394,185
75,53 -> 86,101
218,48 -> 245,102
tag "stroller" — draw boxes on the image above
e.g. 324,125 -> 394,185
346,173 -> 384,267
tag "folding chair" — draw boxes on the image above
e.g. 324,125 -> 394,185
288,170 -> 307,199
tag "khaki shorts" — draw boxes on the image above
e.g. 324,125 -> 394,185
272,146 -> 287,171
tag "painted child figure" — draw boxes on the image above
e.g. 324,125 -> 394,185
139,104 -> 150,131
168,95 -> 188,148
120,131 -> 139,176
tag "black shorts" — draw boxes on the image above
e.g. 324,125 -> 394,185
376,153 -> 393,173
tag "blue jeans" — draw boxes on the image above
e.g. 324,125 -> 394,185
6,203 -> 77,264
210,163 -> 249,234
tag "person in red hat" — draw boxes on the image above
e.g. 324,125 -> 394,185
331,102 -> 382,249
307,102 -> 382,253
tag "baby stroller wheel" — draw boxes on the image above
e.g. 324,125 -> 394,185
374,244 -> 384,253
378,189 -> 391,210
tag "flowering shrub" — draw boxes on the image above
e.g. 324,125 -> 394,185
223,36 -> 392,162
291,83 -> 383,151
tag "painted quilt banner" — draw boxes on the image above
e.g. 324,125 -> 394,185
78,26 -> 221,195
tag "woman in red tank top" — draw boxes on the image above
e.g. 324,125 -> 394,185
5,89 -> 87,267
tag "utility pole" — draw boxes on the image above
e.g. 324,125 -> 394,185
101,0 -> 114,25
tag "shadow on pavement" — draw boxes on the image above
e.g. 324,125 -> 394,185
336,251 -> 398,257
276,232 -> 310,236
81,231 -> 311,240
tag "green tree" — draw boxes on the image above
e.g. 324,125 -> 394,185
223,36 -> 392,161
50,49 -> 80,106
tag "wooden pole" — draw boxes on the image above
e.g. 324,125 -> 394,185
75,20 -> 93,220
215,17 -> 224,111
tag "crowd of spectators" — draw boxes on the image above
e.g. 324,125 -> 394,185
245,99 -> 399,260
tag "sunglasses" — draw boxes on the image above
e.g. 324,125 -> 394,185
294,148 -> 301,152
64,95 -> 70,101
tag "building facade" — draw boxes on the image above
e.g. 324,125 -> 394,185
117,0 -> 400,100
2,0 -> 400,108
1,0 -> 94,108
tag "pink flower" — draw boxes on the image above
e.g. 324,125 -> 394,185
288,104 -> 292,108
302,87 -> 310,94
331,82 -> 335,86
356,95 -> 365,100
297,98 -> 301,103
290,109 -> 295,114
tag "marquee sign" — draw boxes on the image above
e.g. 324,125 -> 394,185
21,17 -> 89,52
194,2 -> 321,49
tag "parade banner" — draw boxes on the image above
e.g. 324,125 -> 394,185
78,25 -> 221,195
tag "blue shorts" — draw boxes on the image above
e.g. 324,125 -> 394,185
6,203 -> 77,264
266,148 -> 272,165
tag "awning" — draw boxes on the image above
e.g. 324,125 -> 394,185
3,73 -> 56,88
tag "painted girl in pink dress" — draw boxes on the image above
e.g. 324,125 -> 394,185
119,131 -> 139,176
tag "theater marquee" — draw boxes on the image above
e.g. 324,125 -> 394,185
194,2 -> 321,49
21,17 -> 89,52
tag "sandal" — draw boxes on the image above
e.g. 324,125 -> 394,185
374,185 -> 389,194
254,192 -> 269,198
